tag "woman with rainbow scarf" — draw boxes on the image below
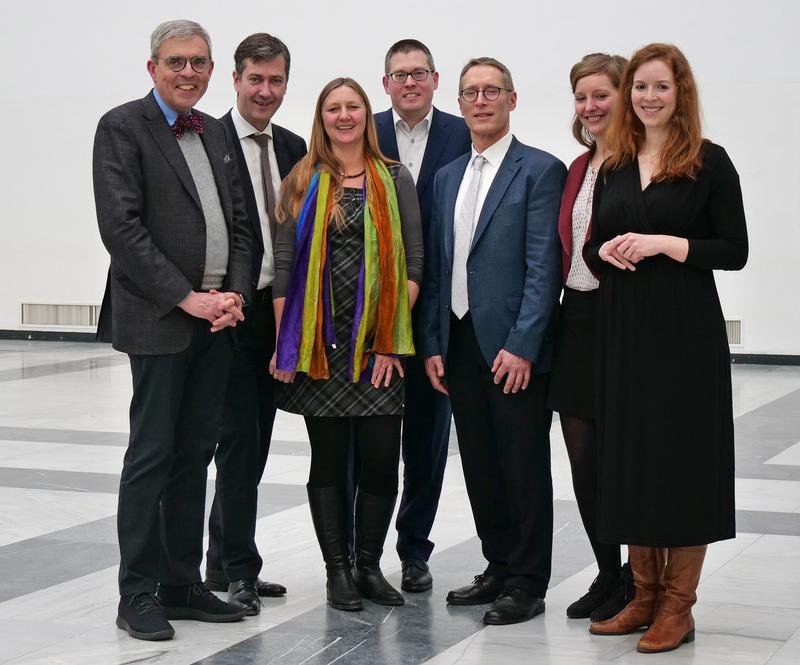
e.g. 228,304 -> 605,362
270,78 -> 423,612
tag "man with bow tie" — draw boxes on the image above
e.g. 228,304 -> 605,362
93,19 -> 253,641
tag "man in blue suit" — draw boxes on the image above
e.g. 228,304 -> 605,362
419,57 -> 566,625
374,39 -> 471,593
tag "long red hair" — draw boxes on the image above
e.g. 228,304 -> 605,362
605,43 -> 704,180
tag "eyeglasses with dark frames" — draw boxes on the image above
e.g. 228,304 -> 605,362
160,56 -> 210,73
387,69 -> 433,83
459,86 -> 513,103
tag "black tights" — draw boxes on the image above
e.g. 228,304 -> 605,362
305,415 -> 401,497
561,414 -> 621,575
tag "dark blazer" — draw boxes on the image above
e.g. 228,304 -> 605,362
375,107 -> 471,233
419,137 -> 566,373
557,150 -> 592,284
93,91 -> 252,355
220,111 -> 307,294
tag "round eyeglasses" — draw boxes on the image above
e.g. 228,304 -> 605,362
160,56 -> 210,73
459,86 -> 512,103
387,69 -> 433,83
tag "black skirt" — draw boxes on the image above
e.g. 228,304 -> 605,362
546,288 -> 598,419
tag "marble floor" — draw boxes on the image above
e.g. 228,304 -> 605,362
0,340 -> 799,664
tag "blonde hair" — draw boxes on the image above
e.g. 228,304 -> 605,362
569,53 -> 627,148
277,78 -> 390,226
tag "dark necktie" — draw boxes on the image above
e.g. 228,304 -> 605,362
171,113 -> 204,138
250,133 -> 277,242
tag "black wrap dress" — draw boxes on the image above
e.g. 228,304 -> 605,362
585,142 -> 748,547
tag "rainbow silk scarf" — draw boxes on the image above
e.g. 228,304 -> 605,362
276,159 -> 414,382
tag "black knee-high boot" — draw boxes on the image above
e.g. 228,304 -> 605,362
351,492 -> 404,605
307,485 -> 362,611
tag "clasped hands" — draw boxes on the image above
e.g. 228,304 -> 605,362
599,232 -> 666,270
179,290 -> 244,332
425,348 -> 532,396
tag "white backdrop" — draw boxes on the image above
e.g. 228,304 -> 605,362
0,0 -> 791,354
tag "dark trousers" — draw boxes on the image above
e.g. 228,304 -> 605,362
206,291 -> 277,581
118,319 -> 232,595
395,354 -> 452,561
446,313 -> 553,597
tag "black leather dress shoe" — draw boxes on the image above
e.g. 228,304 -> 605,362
483,588 -> 545,625
157,582 -> 247,622
255,579 -> 287,597
446,573 -> 504,606
116,593 -> 174,641
401,560 -> 433,592
228,579 -> 262,616
205,570 -> 287,597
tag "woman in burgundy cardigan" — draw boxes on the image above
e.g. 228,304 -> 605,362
547,53 -> 628,621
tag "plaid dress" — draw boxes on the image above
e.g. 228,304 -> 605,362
276,183 -> 405,417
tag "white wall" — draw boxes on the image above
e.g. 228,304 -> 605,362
0,0 -> 792,354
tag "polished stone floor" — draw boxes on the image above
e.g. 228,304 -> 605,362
0,340 -> 798,664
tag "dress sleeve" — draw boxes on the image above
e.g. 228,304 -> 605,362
685,145 -> 748,271
394,165 -> 424,285
272,215 -> 296,299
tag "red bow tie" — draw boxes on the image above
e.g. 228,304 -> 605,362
171,113 -> 204,138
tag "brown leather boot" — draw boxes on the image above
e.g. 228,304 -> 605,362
590,545 -> 666,635
637,545 -> 706,653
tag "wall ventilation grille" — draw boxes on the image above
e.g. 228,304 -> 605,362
21,303 -> 100,328
725,319 -> 742,346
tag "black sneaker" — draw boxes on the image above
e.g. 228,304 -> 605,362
590,563 -> 635,622
116,593 -> 174,641
157,582 -> 247,622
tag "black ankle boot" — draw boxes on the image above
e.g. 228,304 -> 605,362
566,569 -> 620,618
590,562 -> 635,622
307,485 -> 362,611
352,492 -> 404,606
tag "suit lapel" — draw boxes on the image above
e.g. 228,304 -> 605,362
376,110 -> 400,161
416,107 -> 449,196
272,126 -> 294,180
470,138 -> 522,251
201,115 -> 233,226
143,93 -> 202,212
443,154 -> 471,265
222,112 -> 264,247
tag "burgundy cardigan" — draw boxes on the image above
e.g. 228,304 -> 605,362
557,150 -> 593,284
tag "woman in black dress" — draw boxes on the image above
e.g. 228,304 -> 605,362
548,52 -> 632,622
585,44 -> 747,652
270,78 -> 423,611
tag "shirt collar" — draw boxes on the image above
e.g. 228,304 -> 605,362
232,104 -> 273,141
152,88 -> 189,127
471,130 -> 513,168
392,106 -> 433,133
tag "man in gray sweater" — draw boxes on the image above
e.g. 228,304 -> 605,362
93,19 -> 253,641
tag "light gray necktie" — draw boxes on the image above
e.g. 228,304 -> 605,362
451,155 -> 487,319
250,133 -> 277,242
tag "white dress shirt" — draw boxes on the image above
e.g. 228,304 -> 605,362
454,130 -> 514,227
392,107 -> 433,184
231,105 -> 281,289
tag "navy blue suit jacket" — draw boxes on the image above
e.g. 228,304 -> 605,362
419,136 -> 566,373
375,107 -> 471,234
220,111 -> 307,295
